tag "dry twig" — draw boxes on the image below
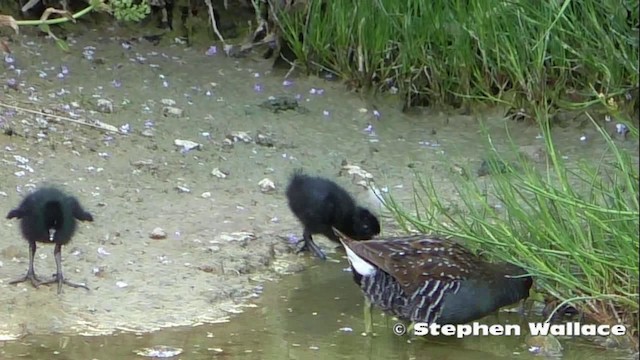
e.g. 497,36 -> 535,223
0,102 -> 121,133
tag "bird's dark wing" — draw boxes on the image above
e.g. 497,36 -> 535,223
69,197 -> 94,222
6,208 -> 25,219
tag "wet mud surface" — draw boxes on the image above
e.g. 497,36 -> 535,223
0,24 -> 637,357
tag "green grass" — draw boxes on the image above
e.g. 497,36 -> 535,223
276,0 -> 638,111
380,106 -> 639,340
275,0 -> 639,345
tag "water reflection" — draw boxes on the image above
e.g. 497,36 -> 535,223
1,256 -> 627,360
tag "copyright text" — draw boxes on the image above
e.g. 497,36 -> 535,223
391,322 -> 628,338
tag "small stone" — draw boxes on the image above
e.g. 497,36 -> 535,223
96,98 -> 113,113
131,159 -> 155,169
134,345 -> 182,358
518,145 -> 547,163
477,158 -> 516,177
525,334 -> 563,357
163,106 -> 183,118
450,164 -> 469,179
216,232 -> 256,247
175,185 -> 190,193
201,192 -> 211,198
226,131 -> 252,143
161,99 -> 176,106
150,227 -> 167,239
340,163 -> 374,180
211,168 -> 228,179
141,128 -> 154,137
255,131 -> 275,147
615,123 -> 629,140
92,266 -> 107,277
258,178 -> 276,193
174,139 -> 201,152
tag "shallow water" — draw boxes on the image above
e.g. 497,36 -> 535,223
0,259 -> 630,359
0,21 -> 637,359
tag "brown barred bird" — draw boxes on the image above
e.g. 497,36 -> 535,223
333,228 -> 533,334
6,187 -> 94,294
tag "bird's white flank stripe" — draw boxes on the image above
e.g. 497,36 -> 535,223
344,244 -> 376,276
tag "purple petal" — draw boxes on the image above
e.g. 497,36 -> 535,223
4,54 -> 15,64
7,78 -> 18,89
206,46 -> 217,56
287,234 -> 300,244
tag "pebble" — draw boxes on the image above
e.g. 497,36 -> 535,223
163,106 -> 183,118
258,178 -> 276,193
526,334 -> 563,357
518,145 -> 547,163
96,98 -> 113,113
211,167 -> 228,178
174,139 -> 201,152
134,345 -> 182,358
616,123 -> 628,134
150,227 -> 167,240
226,131 -> 252,143
255,131 -> 275,147
175,185 -> 190,193
340,163 -> 374,180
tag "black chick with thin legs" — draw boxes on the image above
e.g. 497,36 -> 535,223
6,187 -> 94,294
285,169 -> 380,260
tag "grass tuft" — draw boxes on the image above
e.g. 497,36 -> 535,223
275,0 -> 639,112
381,107 -> 639,344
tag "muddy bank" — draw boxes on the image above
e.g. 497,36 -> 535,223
1,25 -> 636,343
0,26 -> 407,340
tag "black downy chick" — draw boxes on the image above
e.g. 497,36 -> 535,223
6,187 -> 94,294
285,170 -> 380,260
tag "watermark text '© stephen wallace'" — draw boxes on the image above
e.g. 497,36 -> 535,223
391,322 -> 628,339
